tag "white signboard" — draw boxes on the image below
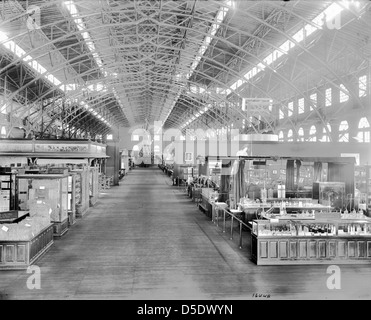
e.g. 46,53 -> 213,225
341,153 -> 359,166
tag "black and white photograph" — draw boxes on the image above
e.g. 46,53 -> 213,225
0,0 -> 370,305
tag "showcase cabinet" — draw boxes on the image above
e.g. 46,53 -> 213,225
15,174 -> 69,237
313,182 -> 345,210
251,218 -> 371,265
239,198 -> 331,222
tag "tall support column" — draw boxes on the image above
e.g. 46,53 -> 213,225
106,137 -> 120,186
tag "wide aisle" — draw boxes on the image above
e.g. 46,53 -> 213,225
0,168 -> 250,300
1,167 -> 371,300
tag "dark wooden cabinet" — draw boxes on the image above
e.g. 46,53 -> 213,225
252,235 -> 371,265
252,218 -> 371,265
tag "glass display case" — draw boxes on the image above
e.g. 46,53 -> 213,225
46,167 -> 77,227
239,197 -> 331,222
251,218 -> 371,265
15,174 -> 69,237
313,181 -> 345,210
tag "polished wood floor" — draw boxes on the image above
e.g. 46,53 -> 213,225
1,167 -> 371,300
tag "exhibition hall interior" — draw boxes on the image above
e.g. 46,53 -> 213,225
0,0 -> 370,300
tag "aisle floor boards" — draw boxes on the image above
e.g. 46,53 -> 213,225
0,167 -> 370,300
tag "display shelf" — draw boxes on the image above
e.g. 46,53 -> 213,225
251,218 -> 371,265
0,171 -> 15,213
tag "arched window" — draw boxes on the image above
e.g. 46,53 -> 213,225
287,129 -> 293,142
278,130 -> 284,142
356,117 -> 370,143
339,120 -> 349,142
321,123 -> 331,142
297,127 -> 304,141
309,125 -> 317,141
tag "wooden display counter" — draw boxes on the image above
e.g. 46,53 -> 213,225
0,224 -> 53,270
251,218 -> 371,265
252,234 -> 371,265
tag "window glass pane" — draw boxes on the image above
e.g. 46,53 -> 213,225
288,102 -> 293,117
309,93 -> 317,111
325,88 -> 332,106
340,84 -> 349,103
359,75 -> 367,97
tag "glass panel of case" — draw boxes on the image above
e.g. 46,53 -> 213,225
252,219 -> 371,237
16,175 -> 68,222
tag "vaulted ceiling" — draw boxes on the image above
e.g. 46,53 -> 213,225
0,0 -> 370,138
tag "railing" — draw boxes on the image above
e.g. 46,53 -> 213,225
213,207 -> 251,249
